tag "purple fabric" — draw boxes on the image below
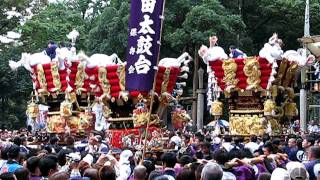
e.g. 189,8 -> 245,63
232,165 -> 255,180
125,0 -> 165,91
30,176 -> 42,180
304,159 -> 320,180
254,163 -> 268,179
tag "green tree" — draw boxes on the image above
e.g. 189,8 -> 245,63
20,3 -> 87,52
240,0 -> 320,53
85,2 -> 130,57
165,0 -> 248,56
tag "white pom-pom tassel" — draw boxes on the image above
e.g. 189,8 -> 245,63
9,60 -> 21,70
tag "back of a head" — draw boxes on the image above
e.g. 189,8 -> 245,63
0,172 -> 16,180
257,172 -> 271,180
310,146 -> 320,159
13,136 -> 22,146
229,148 -> 243,160
229,45 -> 236,50
39,156 -> 58,177
213,149 -> 229,165
179,155 -> 194,166
7,144 -> 20,160
48,171 -> 70,180
201,162 -> 223,180
224,135 -> 232,142
176,168 -> 196,180
250,135 -> 258,142
195,164 -> 204,180
27,156 -> 40,173
57,149 -> 72,166
49,136 -> 59,145
305,135 -> 315,146
14,168 -> 29,180
83,168 -> 99,180
65,136 -> 75,146
262,134 -> 270,143
1,146 -> 9,160
99,165 -> 116,180
143,160 -> 155,175
272,138 -> 281,146
148,170 -> 162,180
48,40 -> 55,45
134,165 -> 147,180
161,152 -> 177,168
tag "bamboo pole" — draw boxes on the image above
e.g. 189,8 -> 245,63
141,0 -> 167,163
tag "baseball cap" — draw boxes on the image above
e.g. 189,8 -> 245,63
286,162 -> 309,180
271,168 -> 290,180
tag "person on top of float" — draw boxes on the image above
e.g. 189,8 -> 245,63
228,45 -> 247,58
45,40 -> 58,60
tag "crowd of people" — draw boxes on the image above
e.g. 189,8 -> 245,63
0,123 -> 319,180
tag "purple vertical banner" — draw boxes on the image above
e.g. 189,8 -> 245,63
125,0 -> 165,91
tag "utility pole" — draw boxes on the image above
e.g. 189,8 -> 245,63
197,68 -> 205,130
192,49 -> 199,130
300,0 -> 310,131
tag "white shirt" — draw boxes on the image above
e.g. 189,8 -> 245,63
244,142 -> 260,153
222,171 -> 236,180
308,125 -> 320,133
222,142 -> 234,152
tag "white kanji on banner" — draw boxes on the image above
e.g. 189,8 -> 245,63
136,35 -> 153,55
138,15 -> 155,35
128,65 -> 135,74
129,46 -> 136,55
130,28 -> 138,37
141,0 -> 156,14
135,55 -> 151,74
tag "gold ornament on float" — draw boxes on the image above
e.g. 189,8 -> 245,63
26,101 -> 39,118
243,57 -> 261,90
210,100 -> 223,116
263,99 -> 276,116
103,105 -> 112,118
284,102 -> 298,117
75,62 -> 86,94
36,64 -> 48,94
50,61 -> 62,92
222,59 -> 238,92
60,98 -> 73,117
229,115 -> 266,135
98,67 -> 111,97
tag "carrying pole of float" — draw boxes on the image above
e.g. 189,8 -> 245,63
300,0 -> 310,131
141,0 -> 167,162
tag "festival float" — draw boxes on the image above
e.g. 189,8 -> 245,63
199,34 -> 314,136
8,0 -> 194,149
9,37 -> 192,148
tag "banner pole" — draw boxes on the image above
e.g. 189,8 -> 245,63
141,0 -> 167,163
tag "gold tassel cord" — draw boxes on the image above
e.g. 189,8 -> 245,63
222,59 -> 239,92
75,63 -> 86,95
161,68 -> 171,94
50,62 -> 62,92
98,67 -> 111,97
36,64 -> 48,94
243,57 -> 261,90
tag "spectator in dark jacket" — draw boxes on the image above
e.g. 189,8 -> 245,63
45,40 -> 58,60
